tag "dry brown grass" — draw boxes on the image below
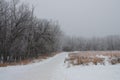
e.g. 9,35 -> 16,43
65,51 -> 120,66
0,59 -> 33,67
0,52 -> 59,67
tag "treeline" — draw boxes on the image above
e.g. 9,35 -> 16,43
0,0 -> 62,63
62,35 -> 120,51
0,0 -> 120,64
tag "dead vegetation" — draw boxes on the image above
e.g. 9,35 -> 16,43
0,57 -> 44,67
64,51 -> 120,66
0,52 -> 59,67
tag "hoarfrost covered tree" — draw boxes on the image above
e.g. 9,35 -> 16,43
62,35 -> 120,51
0,0 -> 11,63
0,0 -> 62,63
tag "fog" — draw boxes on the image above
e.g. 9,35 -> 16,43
21,0 -> 120,37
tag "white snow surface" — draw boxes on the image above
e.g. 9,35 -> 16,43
0,52 -> 120,80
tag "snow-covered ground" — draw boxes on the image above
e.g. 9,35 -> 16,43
0,52 -> 120,80
64,64 -> 120,80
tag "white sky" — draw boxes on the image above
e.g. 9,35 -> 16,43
20,0 -> 120,37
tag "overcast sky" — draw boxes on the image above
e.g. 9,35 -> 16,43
21,0 -> 120,37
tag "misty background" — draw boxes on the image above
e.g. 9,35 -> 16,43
20,0 -> 120,37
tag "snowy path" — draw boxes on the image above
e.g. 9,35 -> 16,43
0,52 -> 67,80
0,52 -> 120,80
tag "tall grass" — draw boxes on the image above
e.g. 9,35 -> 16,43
65,51 -> 120,66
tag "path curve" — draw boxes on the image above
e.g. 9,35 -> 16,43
0,52 -> 67,80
